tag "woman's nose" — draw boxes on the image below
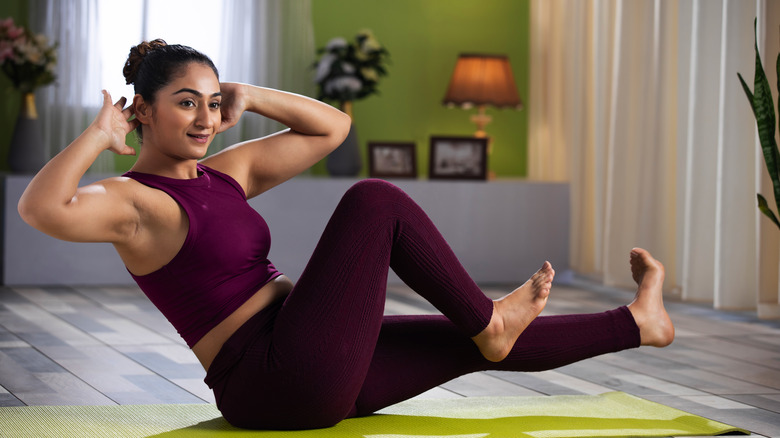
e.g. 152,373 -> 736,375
195,106 -> 215,128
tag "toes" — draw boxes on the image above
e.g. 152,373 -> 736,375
631,248 -> 657,267
630,248 -> 664,275
537,261 -> 553,278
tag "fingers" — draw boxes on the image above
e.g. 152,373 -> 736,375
126,116 -> 140,131
102,90 -> 128,111
102,90 -> 133,114
114,96 -> 127,109
121,104 -> 135,120
216,119 -> 235,134
117,144 -> 137,156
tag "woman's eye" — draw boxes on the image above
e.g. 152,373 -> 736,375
180,100 -> 195,108
210,102 -> 221,109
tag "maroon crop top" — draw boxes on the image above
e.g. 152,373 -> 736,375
123,164 -> 281,348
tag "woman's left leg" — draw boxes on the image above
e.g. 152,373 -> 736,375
352,306 -> 640,416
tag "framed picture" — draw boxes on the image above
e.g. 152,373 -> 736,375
368,142 -> 418,179
428,136 -> 488,180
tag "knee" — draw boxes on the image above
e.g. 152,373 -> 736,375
342,178 -> 407,207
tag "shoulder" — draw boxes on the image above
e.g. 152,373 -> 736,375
73,176 -> 140,204
200,152 -> 252,196
81,176 -> 176,223
78,176 -> 156,205
197,163 -> 247,198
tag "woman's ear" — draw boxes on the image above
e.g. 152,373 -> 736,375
133,95 -> 152,124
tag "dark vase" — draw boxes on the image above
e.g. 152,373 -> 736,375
8,93 -> 47,174
327,101 -> 363,177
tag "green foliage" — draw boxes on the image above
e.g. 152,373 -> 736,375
738,18 -> 780,230
313,29 -> 390,103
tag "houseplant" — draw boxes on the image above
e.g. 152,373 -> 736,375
738,19 -> 780,229
313,29 -> 389,176
1,17 -> 57,173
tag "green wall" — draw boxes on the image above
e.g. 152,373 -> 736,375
311,0 -> 530,178
0,0 -> 29,171
1,1 -> 530,177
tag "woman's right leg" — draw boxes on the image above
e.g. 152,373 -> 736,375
211,179 -> 504,429
208,179 -> 671,429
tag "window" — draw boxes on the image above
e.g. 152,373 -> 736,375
97,0 -> 224,98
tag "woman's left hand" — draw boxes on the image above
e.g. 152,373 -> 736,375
217,82 -> 247,133
202,83 -> 351,197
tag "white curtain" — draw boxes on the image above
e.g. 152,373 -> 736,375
30,0 -> 112,173
29,0 -> 316,172
213,0 -> 316,154
530,0 -> 780,316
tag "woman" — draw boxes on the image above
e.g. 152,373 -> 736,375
18,40 -> 674,430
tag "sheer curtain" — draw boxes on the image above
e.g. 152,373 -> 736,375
529,0 -> 780,316
29,0 -> 112,173
213,0 -> 316,153
29,0 -> 316,171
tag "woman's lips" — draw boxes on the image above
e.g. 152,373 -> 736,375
188,133 -> 210,143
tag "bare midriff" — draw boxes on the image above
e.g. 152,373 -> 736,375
192,275 -> 294,371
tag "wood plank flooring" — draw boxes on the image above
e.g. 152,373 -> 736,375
1,280 -> 779,437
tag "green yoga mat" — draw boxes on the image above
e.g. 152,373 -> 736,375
0,392 -> 747,437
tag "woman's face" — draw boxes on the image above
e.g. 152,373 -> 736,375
140,62 -> 222,160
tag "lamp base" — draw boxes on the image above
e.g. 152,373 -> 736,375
470,105 -> 492,138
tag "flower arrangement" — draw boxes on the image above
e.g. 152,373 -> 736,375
313,29 -> 389,103
0,17 -> 57,94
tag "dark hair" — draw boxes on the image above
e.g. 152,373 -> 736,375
123,39 -> 220,139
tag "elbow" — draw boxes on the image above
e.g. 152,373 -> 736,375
18,199 -> 75,242
330,111 -> 353,150
18,193 -> 58,234
18,195 -> 34,226
18,195 -> 43,230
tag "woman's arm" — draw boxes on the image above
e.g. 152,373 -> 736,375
18,91 -> 141,243
202,83 -> 351,198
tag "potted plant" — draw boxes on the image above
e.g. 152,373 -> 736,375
738,19 -> 780,229
313,29 -> 389,176
0,17 -> 57,173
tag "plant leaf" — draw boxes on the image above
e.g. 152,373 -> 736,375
749,19 -> 780,218
758,193 -> 780,229
737,72 -> 756,118
769,53 -> 780,217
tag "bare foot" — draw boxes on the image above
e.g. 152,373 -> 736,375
627,248 -> 675,347
472,262 -> 554,362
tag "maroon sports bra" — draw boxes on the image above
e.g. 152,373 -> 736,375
123,164 -> 281,348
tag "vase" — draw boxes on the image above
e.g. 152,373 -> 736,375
8,93 -> 48,174
327,101 -> 363,177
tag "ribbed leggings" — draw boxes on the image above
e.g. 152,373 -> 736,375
204,179 -> 640,430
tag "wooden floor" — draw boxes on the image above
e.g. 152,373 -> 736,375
1,279 -> 779,437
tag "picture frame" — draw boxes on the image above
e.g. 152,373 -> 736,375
428,136 -> 488,180
368,142 -> 418,179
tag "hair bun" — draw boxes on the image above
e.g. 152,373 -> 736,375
123,39 -> 168,85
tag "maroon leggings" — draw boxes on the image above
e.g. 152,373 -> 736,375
204,179 -> 640,430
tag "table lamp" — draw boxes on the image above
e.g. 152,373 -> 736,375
442,54 -> 523,138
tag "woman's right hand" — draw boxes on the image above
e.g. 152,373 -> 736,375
19,90 -> 144,245
91,90 -> 140,155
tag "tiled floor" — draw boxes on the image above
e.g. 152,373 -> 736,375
1,279 -> 779,437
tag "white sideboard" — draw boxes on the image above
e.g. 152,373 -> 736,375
2,175 -> 570,286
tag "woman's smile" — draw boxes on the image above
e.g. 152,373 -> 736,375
188,132 -> 211,143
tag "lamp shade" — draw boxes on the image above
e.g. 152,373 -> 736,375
442,54 -> 522,109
